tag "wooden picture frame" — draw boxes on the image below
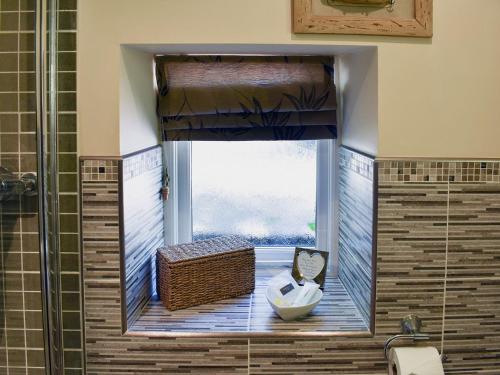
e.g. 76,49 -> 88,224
291,247 -> 329,289
293,0 -> 433,37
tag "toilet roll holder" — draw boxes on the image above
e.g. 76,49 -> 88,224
383,314 -> 430,361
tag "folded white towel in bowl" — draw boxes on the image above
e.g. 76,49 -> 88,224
292,281 -> 320,306
266,271 -> 300,307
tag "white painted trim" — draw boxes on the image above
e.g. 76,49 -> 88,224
317,139 -> 337,275
163,142 -> 177,246
255,247 -> 297,266
177,141 -> 192,243
163,141 -> 192,246
331,57 -> 342,277
331,141 -> 340,277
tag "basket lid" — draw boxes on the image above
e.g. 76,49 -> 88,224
157,235 -> 253,264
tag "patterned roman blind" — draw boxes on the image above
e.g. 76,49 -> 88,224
155,55 -> 337,141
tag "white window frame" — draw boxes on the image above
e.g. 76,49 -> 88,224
163,140 -> 338,273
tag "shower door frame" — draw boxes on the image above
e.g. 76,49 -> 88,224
35,0 -> 64,373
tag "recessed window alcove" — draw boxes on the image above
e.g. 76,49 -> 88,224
119,44 -> 378,337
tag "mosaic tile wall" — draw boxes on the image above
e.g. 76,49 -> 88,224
81,158 -> 249,374
121,147 -> 163,330
251,159 -> 500,374
80,151 -> 500,374
377,161 -> 500,374
54,0 -> 82,373
1,0 -> 80,373
338,147 -> 375,326
378,160 -> 500,183
0,0 -> 46,373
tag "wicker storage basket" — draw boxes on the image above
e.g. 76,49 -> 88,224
156,236 -> 255,311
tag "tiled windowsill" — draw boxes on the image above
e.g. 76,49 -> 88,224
126,266 -> 371,338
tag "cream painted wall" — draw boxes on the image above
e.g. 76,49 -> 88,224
78,0 -> 500,158
338,48 -> 378,156
120,47 -> 158,156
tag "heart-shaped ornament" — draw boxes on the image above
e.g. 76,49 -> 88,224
297,251 -> 325,280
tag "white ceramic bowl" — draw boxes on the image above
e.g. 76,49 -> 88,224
266,288 -> 323,321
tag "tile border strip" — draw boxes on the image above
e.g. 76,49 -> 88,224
122,146 -> 162,182
378,160 -> 500,183
339,146 -> 375,181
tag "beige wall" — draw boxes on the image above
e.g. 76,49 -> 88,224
338,48 -> 378,156
78,0 -> 500,158
120,47 -> 158,156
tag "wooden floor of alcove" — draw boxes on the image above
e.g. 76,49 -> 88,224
129,266 -> 369,334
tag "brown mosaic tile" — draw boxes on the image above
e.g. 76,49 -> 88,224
443,278 -> 500,374
447,184 -> 500,278
81,162 -> 248,374
81,159 -> 118,182
377,184 -> 448,280
79,151 -> 500,374
378,160 -> 500,184
122,146 -> 162,181
0,0 -> 47,373
339,147 -> 374,180
121,147 -> 163,330
338,147 -> 375,326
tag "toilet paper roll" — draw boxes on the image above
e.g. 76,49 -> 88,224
388,347 -> 444,375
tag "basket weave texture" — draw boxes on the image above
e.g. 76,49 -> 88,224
156,236 -> 255,311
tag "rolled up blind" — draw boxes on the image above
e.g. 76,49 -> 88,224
155,55 -> 337,141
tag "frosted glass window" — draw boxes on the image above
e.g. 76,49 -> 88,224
192,141 -> 317,247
